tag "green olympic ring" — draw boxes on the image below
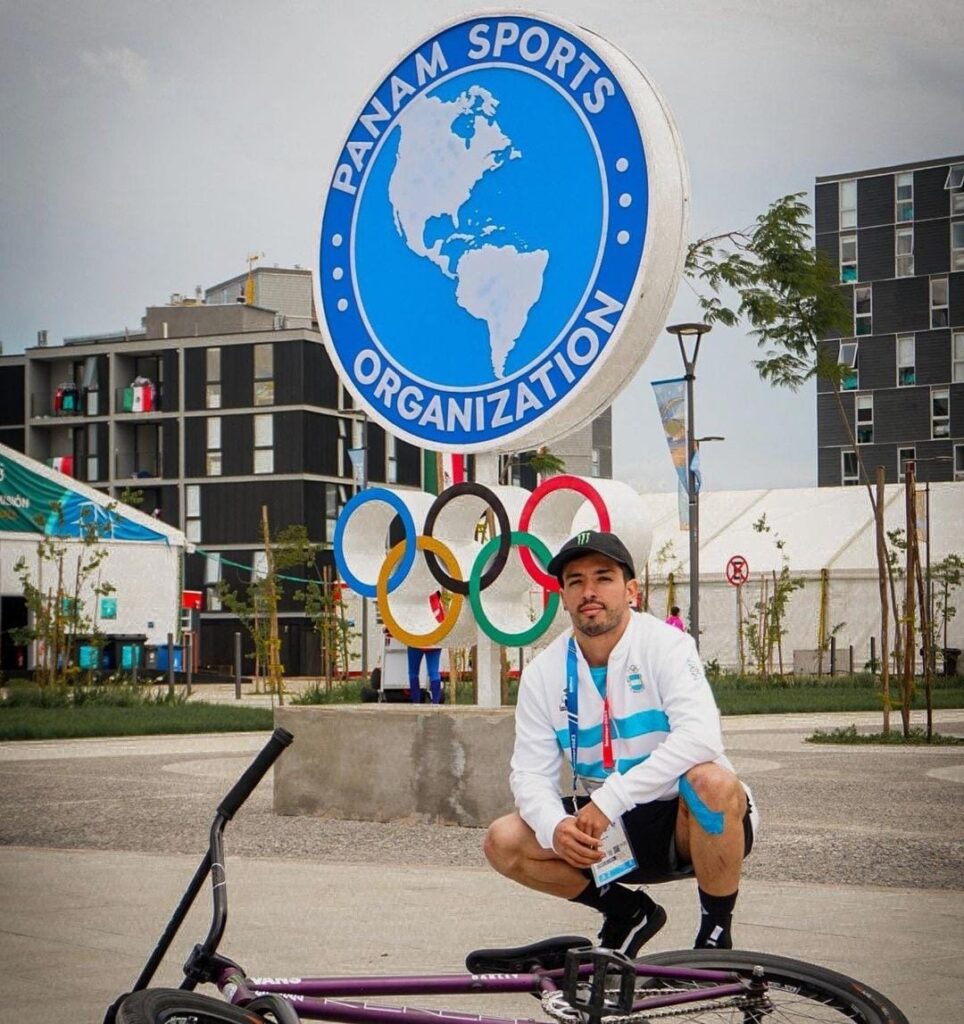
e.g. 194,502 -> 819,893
468,531 -> 560,646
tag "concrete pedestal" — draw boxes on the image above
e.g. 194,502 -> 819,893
274,704 -> 516,827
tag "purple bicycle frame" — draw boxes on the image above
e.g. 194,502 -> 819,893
221,963 -> 747,1022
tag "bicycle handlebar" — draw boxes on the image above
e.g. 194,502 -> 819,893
217,726 -> 293,821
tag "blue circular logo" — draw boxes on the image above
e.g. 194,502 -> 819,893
318,14 -> 651,450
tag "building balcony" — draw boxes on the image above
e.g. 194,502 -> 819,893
30,388 -> 103,419
114,382 -> 164,415
114,451 -> 163,480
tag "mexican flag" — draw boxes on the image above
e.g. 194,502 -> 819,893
422,451 -> 466,495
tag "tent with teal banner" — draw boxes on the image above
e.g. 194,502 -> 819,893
0,443 -> 168,542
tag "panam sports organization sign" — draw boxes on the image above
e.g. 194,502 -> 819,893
316,13 -> 688,452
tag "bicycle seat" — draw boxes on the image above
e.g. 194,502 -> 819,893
465,935 -> 592,974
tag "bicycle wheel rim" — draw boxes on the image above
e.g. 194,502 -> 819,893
632,949 -> 909,1023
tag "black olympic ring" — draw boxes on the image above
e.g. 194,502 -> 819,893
421,481 -> 513,597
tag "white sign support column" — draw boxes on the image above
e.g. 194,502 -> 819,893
474,452 -> 502,708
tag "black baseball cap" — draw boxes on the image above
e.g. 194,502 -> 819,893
547,530 -> 636,582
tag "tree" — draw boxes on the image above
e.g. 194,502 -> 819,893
686,193 -> 896,725
742,515 -> 805,678
12,503 -> 115,686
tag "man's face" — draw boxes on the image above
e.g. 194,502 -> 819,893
560,552 -> 637,639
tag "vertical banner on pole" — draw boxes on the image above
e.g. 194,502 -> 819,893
651,377 -> 689,530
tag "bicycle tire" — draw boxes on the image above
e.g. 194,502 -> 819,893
114,988 -> 267,1024
633,949 -> 909,1023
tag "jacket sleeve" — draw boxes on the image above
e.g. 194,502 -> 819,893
591,631 -> 724,825
510,661 -> 568,851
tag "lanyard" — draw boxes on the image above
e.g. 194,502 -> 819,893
565,639 -> 615,794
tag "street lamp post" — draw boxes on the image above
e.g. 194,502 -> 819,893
667,322 -> 712,649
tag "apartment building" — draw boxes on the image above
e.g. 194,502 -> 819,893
814,155 -> 964,485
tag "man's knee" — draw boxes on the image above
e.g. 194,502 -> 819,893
684,763 -> 745,816
483,813 -> 528,874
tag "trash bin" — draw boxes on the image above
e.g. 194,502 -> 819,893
942,648 -> 961,677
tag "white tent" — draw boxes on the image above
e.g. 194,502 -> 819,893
0,443 -> 189,670
639,482 -> 964,672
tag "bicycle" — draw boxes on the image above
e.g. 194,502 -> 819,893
105,728 -> 909,1024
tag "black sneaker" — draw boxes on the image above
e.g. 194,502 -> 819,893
598,901 -> 667,957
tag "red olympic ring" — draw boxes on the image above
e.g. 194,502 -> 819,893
517,476 -> 611,592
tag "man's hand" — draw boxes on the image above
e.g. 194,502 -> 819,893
575,800 -> 612,840
552,815 -> 604,869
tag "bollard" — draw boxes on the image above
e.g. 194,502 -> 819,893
870,635 -> 876,676
849,644 -> 854,675
234,631 -> 242,700
829,635 -> 837,677
185,632 -> 193,696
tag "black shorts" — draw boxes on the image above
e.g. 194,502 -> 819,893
563,792 -> 755,884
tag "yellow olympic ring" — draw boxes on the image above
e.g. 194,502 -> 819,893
376,535 -> 465,648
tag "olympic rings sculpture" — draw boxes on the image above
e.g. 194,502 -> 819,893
333,474 -> 652,649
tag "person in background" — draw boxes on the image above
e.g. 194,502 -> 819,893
407,591 -> 445,704
665,605 -> 686,631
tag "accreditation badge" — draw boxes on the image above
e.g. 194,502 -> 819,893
591,815 -> 638,886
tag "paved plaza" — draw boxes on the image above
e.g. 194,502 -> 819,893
0,706 -> 961,1022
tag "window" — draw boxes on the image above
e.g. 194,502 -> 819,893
254,344 -> 274,406
204,552 -> 222,611
841,450 -> 858,486
254,413 -> 273,474
186,484 -> 201,518
954,331 -> 964,383
839,341 -> 858,390
854,286 -> 872,336
898,447 -> 915,483
895,171 -> 913,222
839,179 -> 857,229
591,447 -> 601,477
86,423 -> 99,481
206,417 -> 222,476
955,444 -> 964,482
952,221 -> 964,271
184,484 -> 202,552
931,388 -> 950,439
946,163 -> 964,214
897,334 -> 916,386
206,347 -> 221,409
856,394 -> 873,444
387,433 -> 398,484
895,227 -> 914,277
252,551 -> 268,581
930,277 -> 949,328
839,234 -> 857,282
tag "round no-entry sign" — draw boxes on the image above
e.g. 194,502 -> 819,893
725,555 -> 749,587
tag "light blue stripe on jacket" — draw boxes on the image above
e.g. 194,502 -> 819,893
554,708 -> 670,749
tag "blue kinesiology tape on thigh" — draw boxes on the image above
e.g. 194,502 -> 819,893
679,776 -> 725,835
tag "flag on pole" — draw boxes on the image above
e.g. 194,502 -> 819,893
651,377 -> 689,531
424,451 -> 466,495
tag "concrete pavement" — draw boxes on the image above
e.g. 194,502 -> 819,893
0,711 -> 962,1022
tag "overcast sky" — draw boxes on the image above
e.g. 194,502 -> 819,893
1,1 -> 961,492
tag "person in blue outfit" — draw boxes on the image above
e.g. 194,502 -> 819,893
484,531 -> 758,955
408,591 -> 445,704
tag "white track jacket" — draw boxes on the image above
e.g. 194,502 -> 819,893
510,611 -> 736,851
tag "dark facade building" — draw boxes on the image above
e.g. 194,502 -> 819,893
814,155 -> 964,486
0,265 -> 612,674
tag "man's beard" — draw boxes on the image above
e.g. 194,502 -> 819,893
574,601 -> 623,637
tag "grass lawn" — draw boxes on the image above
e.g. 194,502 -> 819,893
0,703 -> 273,741
1,674 -> 961,740
708,677 -> 964,716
